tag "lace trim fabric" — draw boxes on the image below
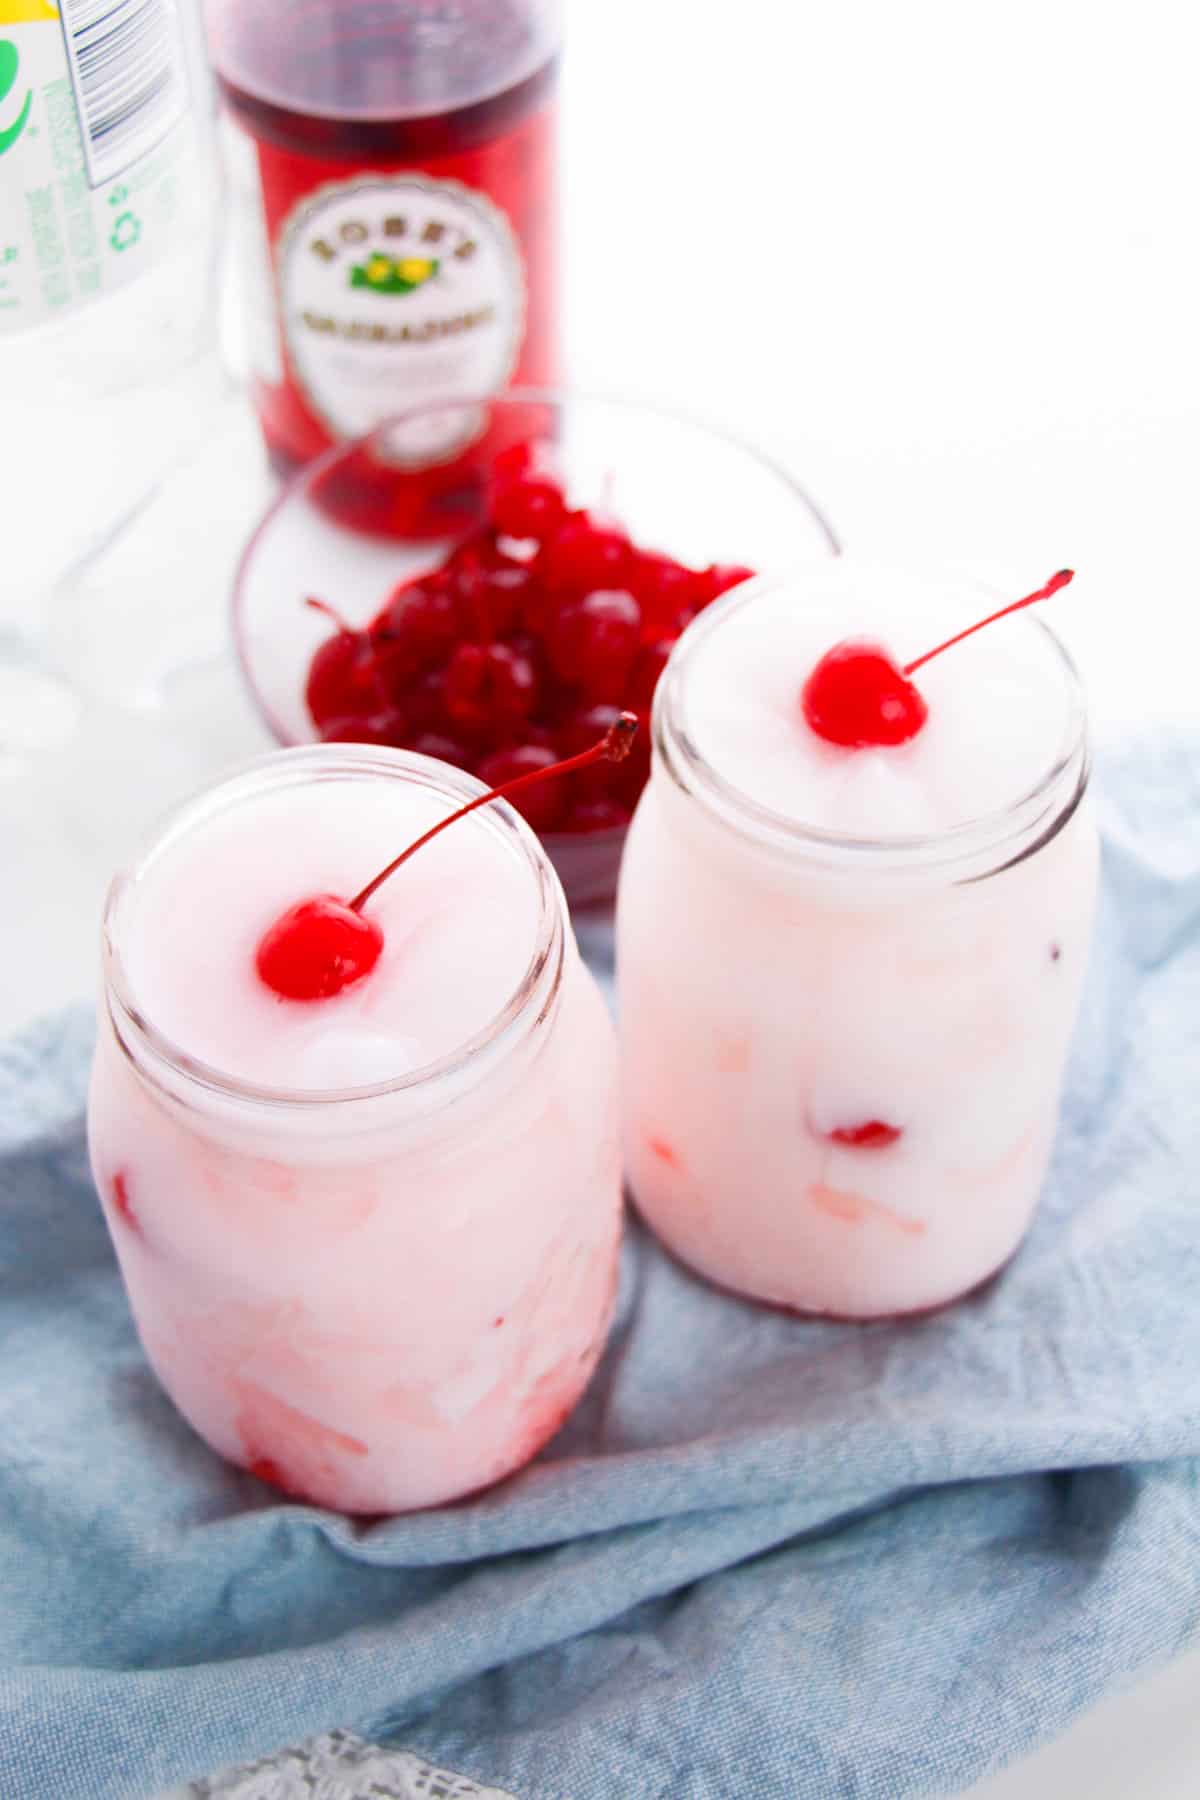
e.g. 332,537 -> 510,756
162,1730 -> 520,1800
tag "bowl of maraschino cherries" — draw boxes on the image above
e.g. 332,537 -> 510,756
233,390 -> 838,906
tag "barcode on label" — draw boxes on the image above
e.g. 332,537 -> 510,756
58,0 -> 189,189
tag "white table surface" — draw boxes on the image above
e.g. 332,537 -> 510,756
6,0 -> 1200,1792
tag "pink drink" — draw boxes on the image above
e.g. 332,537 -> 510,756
617,564 -> 1099,1320
88,747 -> 621,1512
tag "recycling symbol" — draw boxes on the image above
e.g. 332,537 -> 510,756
110,210 -> 141,252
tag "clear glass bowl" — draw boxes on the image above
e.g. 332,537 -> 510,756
232,389 -> 838,908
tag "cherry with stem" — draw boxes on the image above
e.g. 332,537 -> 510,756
256,714 -> 639,1003
802,569 -> 1075,751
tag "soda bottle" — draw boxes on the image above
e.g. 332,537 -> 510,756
0,0 -> 223,623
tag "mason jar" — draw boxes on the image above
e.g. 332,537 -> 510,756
88,747 -> 621,1513
617,568 -> 1099,1320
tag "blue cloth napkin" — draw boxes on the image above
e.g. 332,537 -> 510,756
2,736 -> 1200,1800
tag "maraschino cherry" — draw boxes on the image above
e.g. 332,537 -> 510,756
801,569 -> 1075,750
303,598 -> 387,731
300,437 -> 757,838
257,897 -> 385,1002
255,714 -> 639,1003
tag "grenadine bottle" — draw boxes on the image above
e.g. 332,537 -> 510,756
206,0 -> 561,538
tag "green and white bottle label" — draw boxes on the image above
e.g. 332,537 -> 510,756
276,170 -> 526,463
0,0 -> 199,335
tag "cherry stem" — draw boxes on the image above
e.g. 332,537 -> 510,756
349,713 -> 639,914
903,569 -> 1075,676
305,595 -> 356,636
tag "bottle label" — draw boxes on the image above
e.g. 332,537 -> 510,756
0,0 -> 199,335
221,87 -> 558,480
275,169 -> 526,466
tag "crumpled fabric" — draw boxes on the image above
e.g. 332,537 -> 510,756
1,736 -> 1199,1800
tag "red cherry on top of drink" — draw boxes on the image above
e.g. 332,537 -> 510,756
256,896 -> 385,1002
255,714 -> 640,1002
801,569 -> 1075,750
801,642 -> 930,749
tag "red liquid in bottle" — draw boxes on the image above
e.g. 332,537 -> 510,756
210,1 -> 560,539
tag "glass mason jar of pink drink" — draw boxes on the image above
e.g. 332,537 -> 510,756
617,562 -> 1099,1320
88,746 -> 621,1514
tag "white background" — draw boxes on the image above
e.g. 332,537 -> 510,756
563,0 -> 1200,736
6,0 -> 1200,1792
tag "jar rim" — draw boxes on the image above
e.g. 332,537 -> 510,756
654,565 -> 1091,881
102,745 -> 565,1112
